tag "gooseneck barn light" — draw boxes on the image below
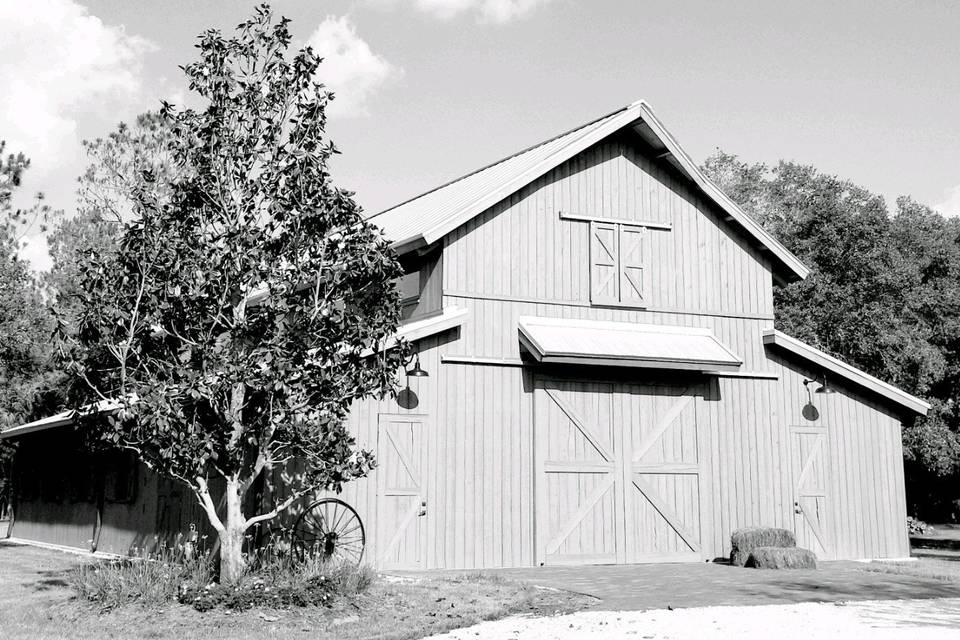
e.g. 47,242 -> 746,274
405,352 -> 429,378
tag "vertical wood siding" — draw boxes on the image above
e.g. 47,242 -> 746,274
333,332 -> 535,569
442,137 -> 775,318
697,356 -> 910,561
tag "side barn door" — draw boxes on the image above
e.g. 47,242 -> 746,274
625,386 -> 703,562
789,426 -> 832,559
377,415 -> 429,569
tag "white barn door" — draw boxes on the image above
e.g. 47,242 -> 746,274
377,415 -> 429,569
535,379 -> 704,565
789,426 -> 832,559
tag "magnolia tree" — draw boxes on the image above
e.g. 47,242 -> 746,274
63,6 -> 407,582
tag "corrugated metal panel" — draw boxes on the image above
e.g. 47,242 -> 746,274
517,316 -> 742,371
367,105 -> 633,247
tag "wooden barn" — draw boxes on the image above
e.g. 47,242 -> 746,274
2,100 -> 928,568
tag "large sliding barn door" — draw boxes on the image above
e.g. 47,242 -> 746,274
626,389 -> 702,562
535,379 -> 704,565
377,415 -> 429,569
789,426 -> 832,559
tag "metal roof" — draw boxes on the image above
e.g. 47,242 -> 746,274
518,316 -> 743,372
762,329 -> 930,416
0,399 -> 120,440
368,99 -> 809,282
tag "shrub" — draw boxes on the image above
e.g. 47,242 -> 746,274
71,544 -> 215,611
908,516 -> 932,535
71,529 -> 376,613
730,527 -> 796,566
745,546 -> 817,569
177,557 -> 375,612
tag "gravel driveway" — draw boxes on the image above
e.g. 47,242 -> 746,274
425,597 -> 960,639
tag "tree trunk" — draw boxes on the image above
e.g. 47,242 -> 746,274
218,476 -> 246,583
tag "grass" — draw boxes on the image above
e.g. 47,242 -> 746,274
0,542 -> 591,640
859,557 -> 960,583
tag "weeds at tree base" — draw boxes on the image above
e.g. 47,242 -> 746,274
70,535 -> 376,613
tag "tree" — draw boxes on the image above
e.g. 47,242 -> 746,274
63,5 -> 407,581
46,113 -> 180,334
0,144 -> 58,516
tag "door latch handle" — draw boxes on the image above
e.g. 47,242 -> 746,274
418,500 -> 427,517
794,501 -> 802,514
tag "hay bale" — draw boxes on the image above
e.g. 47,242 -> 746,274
745,546 -> 817,570
730,527 -> 796,566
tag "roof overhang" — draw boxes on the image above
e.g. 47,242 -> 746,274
518,316 -> 742,372
0,411 -> 75,439
0,399 -> 121,440
632,103 -> 810,283
762,329 -> 930,416
363,306 -> 468,355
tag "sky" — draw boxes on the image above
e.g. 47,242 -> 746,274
3,0 -> 960,270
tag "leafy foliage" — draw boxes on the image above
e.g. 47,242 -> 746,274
62,5 -> 407,580
46,113 -> 179,331
0,144 -> 60,512
703,151 -> 960,516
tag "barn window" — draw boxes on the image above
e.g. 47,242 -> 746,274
589,220 -> 648,306
104,452 -> 138,503
393,248 -> 442,321
396,271 -> 421,317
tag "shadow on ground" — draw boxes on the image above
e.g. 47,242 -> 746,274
481,561 -> 960,611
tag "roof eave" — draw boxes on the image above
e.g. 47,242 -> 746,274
634,102 -> 810,283
762,329 -> 930,416
0,411 -> 75,439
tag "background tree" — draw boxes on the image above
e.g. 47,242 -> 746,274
46,113 -> 180,335
63,5 -> 407,581
0,144 -> 59,517
703,151 -> 960,519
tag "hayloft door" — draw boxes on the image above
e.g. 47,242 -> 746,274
790,426 -> 832,559
377,415 -> 429,569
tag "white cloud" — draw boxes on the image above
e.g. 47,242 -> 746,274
0,0 -> 155,180
935,184 -> 960,218
372,0 -> 556,23
0,1 -> 155,271
306,16 -> 399,118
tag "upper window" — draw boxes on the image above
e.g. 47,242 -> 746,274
590,221 -> 648,306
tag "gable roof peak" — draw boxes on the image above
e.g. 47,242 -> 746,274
369,100 -> 809,282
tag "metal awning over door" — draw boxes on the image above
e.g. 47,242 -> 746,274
534,378 -> 707,565
518,316 -> 742,373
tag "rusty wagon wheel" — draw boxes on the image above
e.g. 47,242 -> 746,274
291,498 -> 366,564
